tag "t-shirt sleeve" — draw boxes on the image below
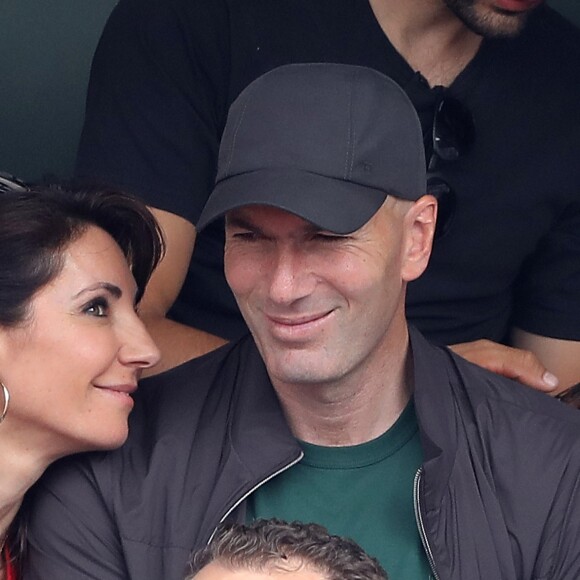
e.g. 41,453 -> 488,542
23,456 -> 126,580
75,0 -> 231,224
512,199 -> 580,340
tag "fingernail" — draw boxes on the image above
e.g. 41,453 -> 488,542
543,371 -> 559,389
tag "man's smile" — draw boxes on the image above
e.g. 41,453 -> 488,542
264,309 -> 336,341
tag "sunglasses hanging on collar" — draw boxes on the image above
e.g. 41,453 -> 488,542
426,93 -> 475,239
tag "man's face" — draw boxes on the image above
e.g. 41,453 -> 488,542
444,0 -> 544,37
224,201 -> 417,391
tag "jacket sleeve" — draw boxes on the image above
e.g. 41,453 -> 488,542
22,455 -> 127,580
545,462 -> 580,580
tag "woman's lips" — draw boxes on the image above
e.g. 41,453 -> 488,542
94,384 -> 138,406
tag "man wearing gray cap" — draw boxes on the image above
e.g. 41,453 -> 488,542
25,64 -> 580,580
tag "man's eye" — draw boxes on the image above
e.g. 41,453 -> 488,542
314,233 -> 347,242
232,231 -> 259,241
84,299 -> 109,317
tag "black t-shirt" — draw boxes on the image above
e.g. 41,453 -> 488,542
76,0 -> 580,344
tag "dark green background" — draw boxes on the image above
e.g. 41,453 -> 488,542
1,1 -> 578,183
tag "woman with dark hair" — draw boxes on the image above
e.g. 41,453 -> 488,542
0,185 -> 163,579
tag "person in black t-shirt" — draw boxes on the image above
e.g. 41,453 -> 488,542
76,0 -> 580,391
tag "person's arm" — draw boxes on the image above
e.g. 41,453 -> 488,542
504,198 -> 580,393
74,0 -> 232,377
448,339 -> 559,393
450,196 -> 580,393
510,328 -> 580,392
140,208 -> 227,376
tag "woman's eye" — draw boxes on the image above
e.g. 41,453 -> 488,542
84,299 -> 109,317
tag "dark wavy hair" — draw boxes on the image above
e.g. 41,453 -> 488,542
188,519 -> 388,579
0,185 -> 164,327
0,184 -> 163,571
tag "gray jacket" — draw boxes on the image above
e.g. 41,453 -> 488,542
24,328 -> 580,579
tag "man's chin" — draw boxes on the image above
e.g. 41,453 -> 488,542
267,363 -> 326,387
262,352 -> 341,389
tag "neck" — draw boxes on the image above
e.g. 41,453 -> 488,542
368,0 -> 482,86
273,322 -> 413,447
0,429 -> 54,541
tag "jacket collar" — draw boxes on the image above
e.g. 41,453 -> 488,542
198,336 -> 302,542
218,328 -> 458,521
409,326 -> 459,509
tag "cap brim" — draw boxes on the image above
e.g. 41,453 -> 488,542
197,168 -> 389,234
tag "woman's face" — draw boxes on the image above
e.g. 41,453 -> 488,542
0,226 -> 160,459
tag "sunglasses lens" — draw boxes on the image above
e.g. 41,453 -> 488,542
433,97 -> 475,162
427,176 -> 456,239
0,171 -> 27,194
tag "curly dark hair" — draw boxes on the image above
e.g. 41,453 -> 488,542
188,519 -> 388,579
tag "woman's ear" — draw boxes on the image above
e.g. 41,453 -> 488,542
401,194 -> 437,282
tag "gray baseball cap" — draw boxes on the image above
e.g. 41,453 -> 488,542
197,63 -> 426,234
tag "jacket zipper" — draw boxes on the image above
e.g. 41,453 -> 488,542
413,467 -> 440,580
208,451 -> 305,544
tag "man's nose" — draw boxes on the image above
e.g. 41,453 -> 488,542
267,245 -> 315,305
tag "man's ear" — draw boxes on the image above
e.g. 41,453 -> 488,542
401,194 -> 437,282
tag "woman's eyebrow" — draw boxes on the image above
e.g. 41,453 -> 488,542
73,282 -> 122,299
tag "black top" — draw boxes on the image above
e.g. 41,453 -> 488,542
77,0 -> 580,344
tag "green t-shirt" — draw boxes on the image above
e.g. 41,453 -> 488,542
246,401 -> 432,579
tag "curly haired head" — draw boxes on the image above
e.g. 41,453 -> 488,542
188,519 -> 388,579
